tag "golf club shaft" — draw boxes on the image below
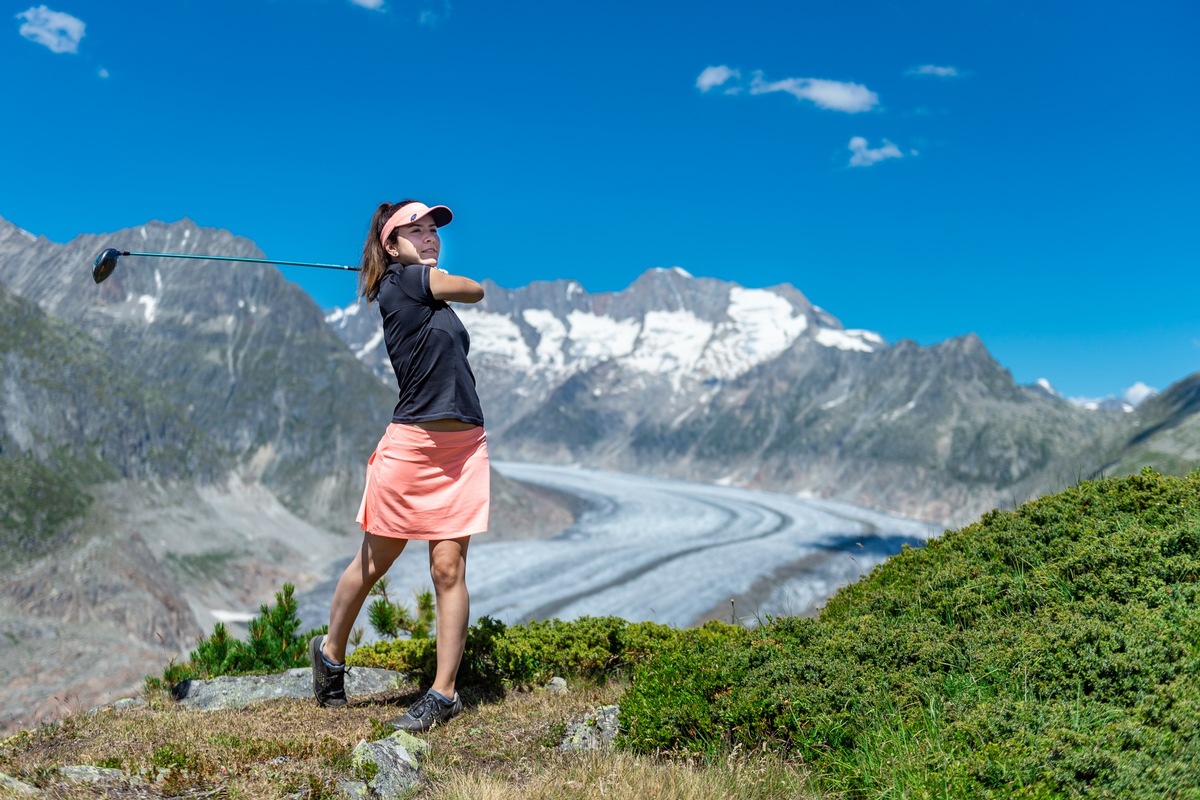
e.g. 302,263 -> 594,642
119,251 -> 359,272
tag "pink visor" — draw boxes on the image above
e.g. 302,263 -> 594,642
379,202 -> 453,248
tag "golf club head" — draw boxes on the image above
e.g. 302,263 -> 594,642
92,248 -> 123,284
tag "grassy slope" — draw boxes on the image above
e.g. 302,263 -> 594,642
621,469 -> 1200,798
0,681 -> 815,800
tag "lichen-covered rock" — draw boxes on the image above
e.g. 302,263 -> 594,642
560,705 -> 619,751
57,765 -> 134,785
0,771 -> 38,794
337,778 -> 370,799
350,730 -> 429,799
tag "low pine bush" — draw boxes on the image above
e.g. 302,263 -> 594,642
349,615 -> 744,698
149,583 -> 326,689
365,578 -> 434,640
620,469 -> 1200,798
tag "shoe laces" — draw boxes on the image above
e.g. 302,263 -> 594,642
409,692 -> 441,719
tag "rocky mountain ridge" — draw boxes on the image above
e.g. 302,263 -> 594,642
329,265 -> 1161,524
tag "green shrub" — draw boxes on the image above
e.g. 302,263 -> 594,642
147,583 -> 326,689
349,614 -> 744,700
620,470 -> 1200,798
365,578 -> 434,640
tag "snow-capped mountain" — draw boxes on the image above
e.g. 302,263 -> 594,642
328,267 -> 887,432
327,266 -> 1130,524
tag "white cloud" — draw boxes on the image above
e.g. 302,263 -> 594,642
848,136 -> 904,167
750,72 -> 878,113
16,5 -> 85,54
1123,381 -> 1157,406
350,0 -> 385,8
906,64 -> 960,78
418,0 -> 450,25
696,65 -> 740,92
98,66 -> 109,78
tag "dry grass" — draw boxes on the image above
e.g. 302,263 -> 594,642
0,680 -> 817,799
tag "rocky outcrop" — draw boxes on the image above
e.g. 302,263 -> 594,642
560,705 -> 620,752
172,666 -> 406,711
346,731 -> 429,799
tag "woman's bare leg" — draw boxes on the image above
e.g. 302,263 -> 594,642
323,532 -> 409,663
428,536 -> 470,698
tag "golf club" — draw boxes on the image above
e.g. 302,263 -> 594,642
92,248 -> 360,284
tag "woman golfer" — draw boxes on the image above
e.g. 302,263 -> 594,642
310,199 -> 487,732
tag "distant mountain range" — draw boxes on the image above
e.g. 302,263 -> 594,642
328,265 -> 1186,525
0,215 -> 1195,732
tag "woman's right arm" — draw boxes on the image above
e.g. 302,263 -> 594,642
429,268 -> 485,304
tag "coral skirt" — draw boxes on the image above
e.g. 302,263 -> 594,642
356,423 -> 490,540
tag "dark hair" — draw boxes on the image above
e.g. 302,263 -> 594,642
359,198 -> 422,302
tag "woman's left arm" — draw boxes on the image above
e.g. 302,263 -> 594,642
429,268 -> 485,304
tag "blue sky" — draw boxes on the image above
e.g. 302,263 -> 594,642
3,0 -> 1197,401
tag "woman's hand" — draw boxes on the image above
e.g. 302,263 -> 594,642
391,236 -> 438,267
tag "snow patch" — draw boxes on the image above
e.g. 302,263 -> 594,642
325,302 -> 362,326
458,308 -> 534,367
699,288 -> 809,379
1069,397 -> 1135,413
882,399 -> 917,422
137,295 -> 158,323
210,610 -> 256,624
565,311 -> 639,361
820,394 -> 849,410
624,310 -> 714,380
523,309 -> 568,369
356,328 -> 384,360
815,327 -> 882,353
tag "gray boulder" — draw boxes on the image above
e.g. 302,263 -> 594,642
173,667 -> 407,711
0,772 -> 38,794
560,705 -> 619,751
348,730 -> 430,798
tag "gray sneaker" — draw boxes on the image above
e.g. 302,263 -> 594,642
309,635 -> 347,707
390,690 -> 462,732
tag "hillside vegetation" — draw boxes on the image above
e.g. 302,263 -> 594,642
2,471 -> 1197,799
622,469 -> 1200,797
